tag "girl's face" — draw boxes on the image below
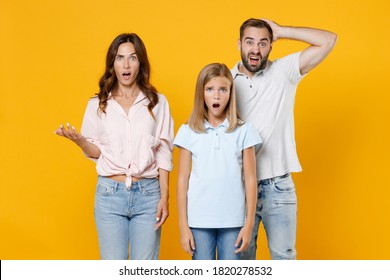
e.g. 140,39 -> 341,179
204,76 -> 231,121
114,42 -> 140,88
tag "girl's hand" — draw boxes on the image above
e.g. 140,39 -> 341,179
180,226 -> 195,256
234,224 -> 253,254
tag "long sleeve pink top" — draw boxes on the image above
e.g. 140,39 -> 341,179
81,92 -> 174,187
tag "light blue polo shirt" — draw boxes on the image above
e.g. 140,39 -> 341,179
173,119 -> 262,228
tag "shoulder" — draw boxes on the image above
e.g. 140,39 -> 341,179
237,122 -> 260,138
157,93 -> 169,104
177,123 -> 192,134
230,62 -> 241,78
174,124 -> 194,146
273,52 -> 301,66
237,121 -> 252,131
86,96 -> 99,109
153,93 -> 171,111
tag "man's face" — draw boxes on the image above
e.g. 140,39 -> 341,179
239,27 -> 272,75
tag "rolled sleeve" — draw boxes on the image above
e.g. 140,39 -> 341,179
154,94 -> 174,171
80,98 -> 102,161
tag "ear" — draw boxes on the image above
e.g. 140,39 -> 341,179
238,39 -> 241,51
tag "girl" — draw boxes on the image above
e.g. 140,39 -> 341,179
55,33 -> 174,260
174,63 -> 262,260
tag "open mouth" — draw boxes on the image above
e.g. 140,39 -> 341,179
123,72 -> 131,77
249,55 -> 260,64
212,103 -> 220,108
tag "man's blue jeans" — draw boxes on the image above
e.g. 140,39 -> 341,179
241,173 -> 297,260
94,176 -> 161,260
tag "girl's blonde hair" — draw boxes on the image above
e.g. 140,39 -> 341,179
188,63 -> 243,133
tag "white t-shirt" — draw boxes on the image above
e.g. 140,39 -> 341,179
231,52 -> 305,180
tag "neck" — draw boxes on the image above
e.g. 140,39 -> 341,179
238,61 -> 267,78
239,64 -> 254,78
115,84 -> 140,98
207,114 -> 226,128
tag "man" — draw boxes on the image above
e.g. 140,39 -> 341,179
231,18 -> 337,260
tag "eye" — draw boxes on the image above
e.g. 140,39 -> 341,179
130,56 -> 137,61
116,56 -> 123,60
246,40 -> 253,45
219,88 -> 228,93
205,87 -> 213,92
260,42 -> 268,48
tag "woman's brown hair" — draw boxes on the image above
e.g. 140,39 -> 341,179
97,33 -> 158,117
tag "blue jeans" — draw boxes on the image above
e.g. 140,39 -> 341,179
241,173 -> 297,260
190,227 -> 242,260
94,176 -> 161,260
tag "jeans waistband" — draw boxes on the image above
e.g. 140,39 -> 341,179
98,176 -> 157,189
259,173 -> 290,184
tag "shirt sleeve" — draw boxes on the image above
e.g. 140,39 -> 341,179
277,52 -> 306,85
173,124 -> 192,152
154,94 -> 174,172
80,98 -> 102,162
241,123 -> 263,150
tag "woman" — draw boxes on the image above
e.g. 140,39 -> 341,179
55,33 -> 174,260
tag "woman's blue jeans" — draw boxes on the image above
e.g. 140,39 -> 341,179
94,176 -> 161,260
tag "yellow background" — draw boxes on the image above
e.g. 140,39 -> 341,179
1,0 -> 389,260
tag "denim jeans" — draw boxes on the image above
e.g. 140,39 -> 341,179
94,176 -> 161,260
190,227 -> 242,260
241,173 -> 297,260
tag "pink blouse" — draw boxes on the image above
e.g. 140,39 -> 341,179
81,92 -> 174,187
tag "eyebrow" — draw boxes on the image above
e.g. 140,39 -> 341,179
116,52 -> 137,57
244,36 -> 269,42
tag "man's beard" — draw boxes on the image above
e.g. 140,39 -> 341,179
241,52 -> 269,73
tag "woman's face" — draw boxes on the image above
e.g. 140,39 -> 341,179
114,42 -> 140,88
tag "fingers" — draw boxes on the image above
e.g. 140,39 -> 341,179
235,239 -> 249,254
234,234 -> 243,254
189,236 -> 196,253
55,123 -> 80,140
154,207 -> 169,230
234,232 -> 249,254
181,237 -> 195,256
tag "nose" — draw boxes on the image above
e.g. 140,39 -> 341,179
124,58 -> 130,68
251,44 -> 261,53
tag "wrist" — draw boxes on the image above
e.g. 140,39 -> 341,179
75,137 -> 87,148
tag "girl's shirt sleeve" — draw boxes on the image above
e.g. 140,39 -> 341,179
173,124 -> 192,152
241,123 -> 263,151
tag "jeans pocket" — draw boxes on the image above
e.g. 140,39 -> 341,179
96,181 -> 117,196
273,175 -> 295,193
140,179 -> 160,196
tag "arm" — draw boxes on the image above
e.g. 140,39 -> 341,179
55,123 -> 101,159
155,168 -> 170,230
262,18 -> 337,75
235,146 -> 257,254
155,95 -> 174,172
176,148 -> 195,256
